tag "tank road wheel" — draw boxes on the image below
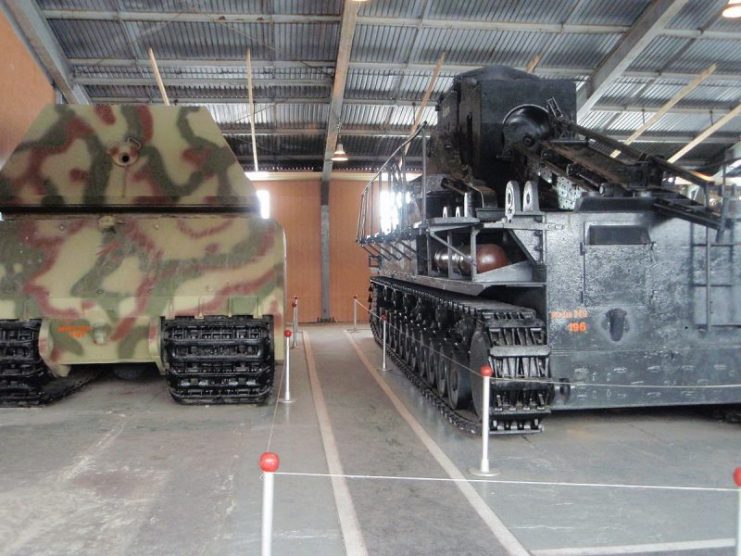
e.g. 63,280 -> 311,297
408,327 -> 421,373
393,315 -> 403,353
399,322 -> 409,361
418,337 -> 430,384
425,337 -> 439,387
436,343 -> 451,397
469,328 -> 493,418
448,348 -> 472,410
400,323 -> 410,363
388,313 -> 398,351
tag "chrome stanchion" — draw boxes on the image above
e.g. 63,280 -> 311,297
260,452 -> 279,556
379,313 -> 388,373
278,330 -> 294,404
735,467 -> 741,556
470,364 -> 498,477
352,295 -> 358,332
291,297 -> 298,348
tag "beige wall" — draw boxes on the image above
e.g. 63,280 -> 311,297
252,178 -> 370,323
330,179 -> 371,322
0,10 -> 54,165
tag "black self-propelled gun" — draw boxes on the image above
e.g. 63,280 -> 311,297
356,65 -> 740,435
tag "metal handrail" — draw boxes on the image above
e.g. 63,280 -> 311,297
356,124 -> 428,244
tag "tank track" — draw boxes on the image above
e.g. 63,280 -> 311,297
370,277 -> 553,435
0,320 -> 98,406
162,315 -> 274,404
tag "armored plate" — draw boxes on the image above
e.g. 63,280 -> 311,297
0,104 -> 258,210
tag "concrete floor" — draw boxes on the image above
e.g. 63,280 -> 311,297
0,324 -> 738,556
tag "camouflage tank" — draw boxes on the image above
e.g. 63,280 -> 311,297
0,104 -> 285,405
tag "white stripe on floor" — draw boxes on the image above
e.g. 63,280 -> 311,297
303,330 -> 368,556
345,330 -> 529,556
532,537 -> 735,555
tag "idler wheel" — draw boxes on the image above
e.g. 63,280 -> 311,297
447,348 -> 472,409
469,328 -> 493,418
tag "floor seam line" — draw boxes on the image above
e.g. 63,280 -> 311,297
344,330 -> 529,556
303,330 -> 368,556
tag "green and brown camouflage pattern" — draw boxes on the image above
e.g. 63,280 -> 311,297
0,104 -> 285,376
0,104 -> 258,209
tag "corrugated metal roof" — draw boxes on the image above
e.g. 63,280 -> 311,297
426,0 -> 577,22
357,0 -> 426,19
668,0 -> 726,29
35,0 -> 741,170
351,25 -> 418,63
628,36 -> 691,72
580,110 -> 620,129
668,39 -> 741,74
341,104 -> 394,127
275,103 -> 328,126
569,0 -> 650,25
40,0 -> 339,14
49,19 -> 340,61
540,33 -> 623,68
345,69 -> 398,100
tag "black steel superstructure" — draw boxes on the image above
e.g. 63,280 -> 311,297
357,66 -> 740,434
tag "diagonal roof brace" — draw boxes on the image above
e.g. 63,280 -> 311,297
577,0 -> 689,122
4,0 -> 89,104
320,1 -> 360,184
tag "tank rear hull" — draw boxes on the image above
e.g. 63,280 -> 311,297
543,210 -> 738,409
0,213 -> 286,374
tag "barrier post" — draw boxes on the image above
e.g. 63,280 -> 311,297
735,467 -> 741,556
380,313 -> 388,372
291,297 -> 298,348
279,330 -> 294,404
352,295 -> 358,332
469,364 -> 498,477
260,452 -> 280,556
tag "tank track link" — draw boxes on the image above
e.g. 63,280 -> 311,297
370,277 -> 553,435
162,315 -> 274,405
0,320 -> 98,406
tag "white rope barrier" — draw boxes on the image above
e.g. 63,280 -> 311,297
272,470 -> 737,493
353,297 -> 741,392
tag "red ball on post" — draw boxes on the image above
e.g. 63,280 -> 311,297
480,364 -> 493,378
734,467 -> 741,487
284,329 -> 292,338
381,313 -> 387,322
259,451 -> 280,473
